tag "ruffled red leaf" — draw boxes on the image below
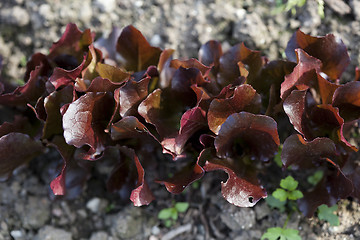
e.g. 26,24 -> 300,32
106,146 -> 154,206
110,116 -> 157,142
130,150 -> 155,206
280,49 -> 322,99
203,150 -> 267,207
170,58 -> 212,76
0,115 -> 32,137
332,81 -> 360,121
282,134 -> 339,169
42,85 -> 74,139
48,23 -> 93,66
48,135 -> 90,198
157,155 -> 205,194
286,30 -> 350,80
208,84 -> 261,134
119,77 -> 150,117
214,112 -> 279,161
162,107 -> 207,156
138,88 -> 190,139
116,25 -> 162,72
0,133 -> 43,180
62,92 -> 114,159
0,65 -> 47,106
298,172 -> 353,217
50,56 -> 86,90
199,40 -> 222,69
251,60 -> 296,96
217,43 -> 263,86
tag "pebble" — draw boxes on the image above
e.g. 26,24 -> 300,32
0,6 -> 30,26
10,230 -> 24,240
89,231 -> 110,240
86,198 -> 101,213
37,226 -> 72,240
94,0 -> 116,13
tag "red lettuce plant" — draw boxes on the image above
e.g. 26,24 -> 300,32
0,24 -> 359,215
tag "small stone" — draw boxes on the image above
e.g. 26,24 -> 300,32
21,197 -> 50,229
86,198 -> 101,213
220,205 -> 256,230
37,226 -> 72,240
0,6 -> 30,27
10,230 -> 24,240
94,0 -> 116,13
151,225 -> 161,235
89,231 -> 109,240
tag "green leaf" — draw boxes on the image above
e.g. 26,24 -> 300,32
171,209 -> 178,220
318,204 -> 340,226
175,202 -> 189,213
261,227 -> 301,240
280,176 -> 298,191
266,195 -> 286,212
282,228 -> 301,240
261,227 -> 283,240
288,190 -> 303,200
158,208 -> 173,220
164,219 -> 173,228
307,170 -> 324,186
272,188 -> 287,202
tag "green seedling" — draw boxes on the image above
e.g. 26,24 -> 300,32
261,227 -> 301,240
307,170 -> 324,186
158,202 -> 189,227
272,176 -> 303,202
317,204 -> 339,226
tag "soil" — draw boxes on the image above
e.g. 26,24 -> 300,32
0,0 -> 360,239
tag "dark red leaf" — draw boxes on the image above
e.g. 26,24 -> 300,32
208,84 -> 261,134
298,171 -> 353,217
0,115 -> 32,137
116,25 -> 162,72
214,112 -> 279,161
49,56 -> 86,90
48,135 -> 90,198
217,43 -> 263,87
251,60 -> 296,96
119,77 -> 150,117
162,107 -> 207,156
280,49 -> 322,99
42,85 -> 74,139
110,116 -> 157,142
106,146 -> 154,206
199,40 -> 222,70
157,155 -> 205,194
80,77 -> 124,93
0,133 -> 43,180
202,149 -> 267,207
62,92 -> 114,159
0,65 -> 47,106
170,58 -> 212,76
138,88 -> 187,139
48,23 -> 93,65
171,67 -> 207,107
281,134 -> 339,169
283,89 -> 312,139
24,53 -> 51,83
285,30 -> 350,80
332,81 -> 360,121
130,149 -> 155,206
